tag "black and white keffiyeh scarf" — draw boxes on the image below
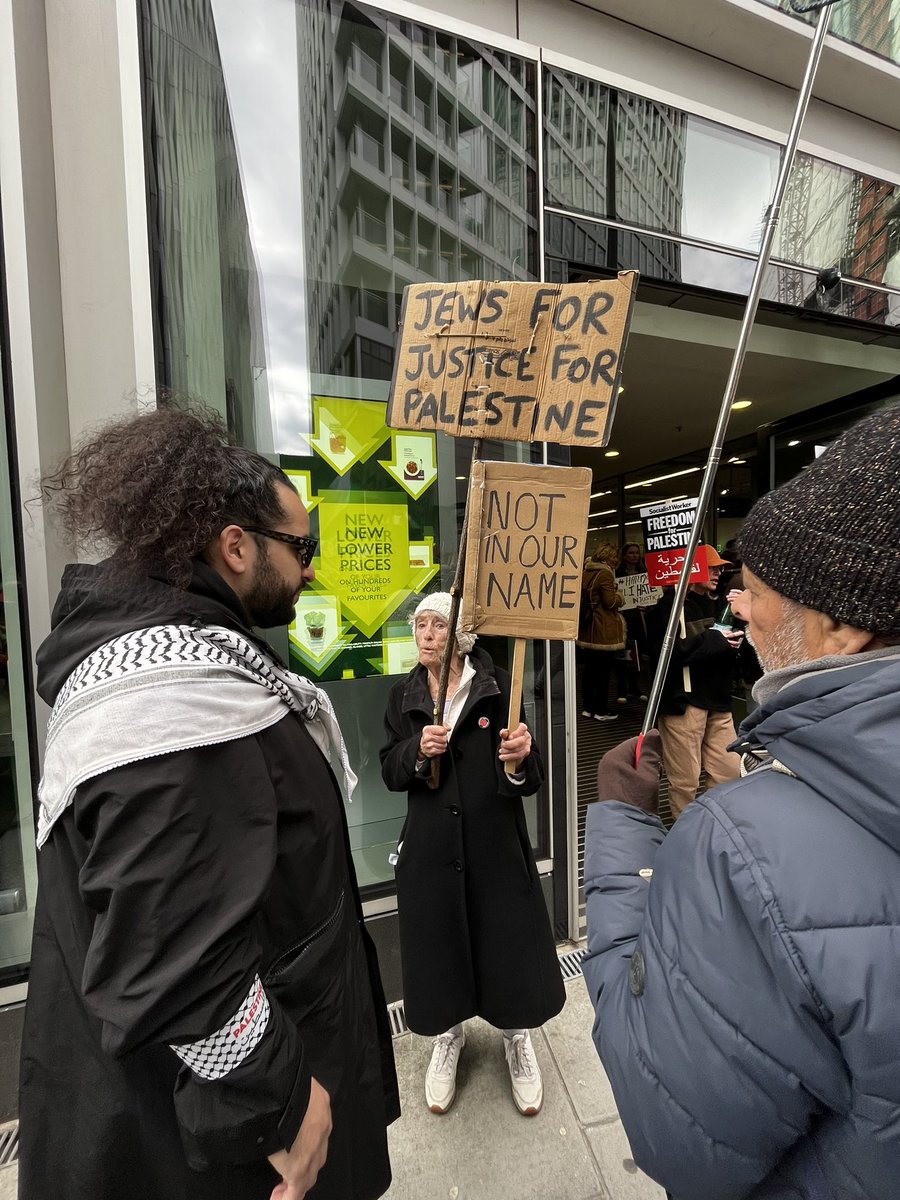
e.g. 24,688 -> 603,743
37,623 -> 357,848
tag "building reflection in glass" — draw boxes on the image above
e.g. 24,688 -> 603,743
297,1 -> 538,380
543,63 -> 900,329
761,0 -> 900,67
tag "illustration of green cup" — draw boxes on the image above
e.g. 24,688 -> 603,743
304,610 -> 326,641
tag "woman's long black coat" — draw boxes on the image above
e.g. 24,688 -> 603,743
380,646 -> 565,1036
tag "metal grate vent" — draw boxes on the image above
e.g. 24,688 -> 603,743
0,1120 -> 18,1167
387,999 -> 409,1038
558,947 -> 587,981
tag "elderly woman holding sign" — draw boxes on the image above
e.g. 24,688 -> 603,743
380,592 -> 565,1119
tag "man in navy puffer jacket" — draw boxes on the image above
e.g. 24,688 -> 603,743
582,402 -> 900,1200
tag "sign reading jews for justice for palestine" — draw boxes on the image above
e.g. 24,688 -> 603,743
460,461 -> 592,640
386,274 -> 638,448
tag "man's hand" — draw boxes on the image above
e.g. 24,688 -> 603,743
269,1077 -> 332,1200
594,731 -> 663,815
499,722 -> 532,770
419,724 -> 450,759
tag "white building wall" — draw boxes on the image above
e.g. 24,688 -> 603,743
42,0 -> 156,435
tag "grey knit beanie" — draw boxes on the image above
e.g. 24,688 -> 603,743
410,591 -> 477,654
738,402 -> 900,636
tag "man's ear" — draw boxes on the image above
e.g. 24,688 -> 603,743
810,610 -> 879,657
210,525 -> 252,578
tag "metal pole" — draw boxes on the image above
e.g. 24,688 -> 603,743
640,0 -> 839,748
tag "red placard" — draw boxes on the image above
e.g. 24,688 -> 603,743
645,544 -> 710,588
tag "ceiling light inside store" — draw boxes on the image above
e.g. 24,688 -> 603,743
590,489 -> 613,499
604,450 -> 620,458
788,439 -> 801,447
732,399 -> 753,410
590,508 -> 617,518
721,489 -> 729,495
625,466 -> 702,489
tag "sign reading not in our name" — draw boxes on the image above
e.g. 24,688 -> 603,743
387,274 -> 638,447
461,461 -> 592,640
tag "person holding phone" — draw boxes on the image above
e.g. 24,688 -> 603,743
646,545 -> 744,817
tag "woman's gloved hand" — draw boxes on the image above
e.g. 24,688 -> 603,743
594,731 -> 663,815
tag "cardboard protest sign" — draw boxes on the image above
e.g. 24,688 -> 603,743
460,461 -> 591,639
618,573 -> 663,610
387,274 -> 638,448
640,498 -> 710,587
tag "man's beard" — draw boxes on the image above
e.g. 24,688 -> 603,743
244,544 -> 298,628
747,602 -> 810,673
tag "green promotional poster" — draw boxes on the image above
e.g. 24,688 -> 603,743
282,395 -> 440,680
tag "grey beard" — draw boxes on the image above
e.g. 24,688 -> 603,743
749,608 -> 810,674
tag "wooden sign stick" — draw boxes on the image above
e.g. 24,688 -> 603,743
429,438 -> 483,790
504,637 -> 527,777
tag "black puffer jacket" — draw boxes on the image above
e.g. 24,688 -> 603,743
19,561 -> 399,1200
648,588 -> 738,714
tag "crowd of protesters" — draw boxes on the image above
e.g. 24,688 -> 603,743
18,398 -> 899,1200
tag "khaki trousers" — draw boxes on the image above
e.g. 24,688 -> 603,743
658,706 -> 740,818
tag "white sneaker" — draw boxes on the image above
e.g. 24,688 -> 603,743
425,1028 -> 465,1113
593,712 -> 618,722
504,1031 -> 543,1115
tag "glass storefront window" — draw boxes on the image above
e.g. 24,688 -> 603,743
0,271 -> 38,981
543,65 -> 900,326
758,0 -> 900,68
139,0 -> 899,908
770,393 -> 900,489
141,0 -> 548,893
544,68 -> 781,254
774,156 -> 900,309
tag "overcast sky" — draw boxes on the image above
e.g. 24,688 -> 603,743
211,0 -> 312,455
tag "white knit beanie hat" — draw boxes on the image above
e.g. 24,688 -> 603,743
410,591 -> 477,654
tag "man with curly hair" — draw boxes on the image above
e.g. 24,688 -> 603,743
18,406 -> 399,1200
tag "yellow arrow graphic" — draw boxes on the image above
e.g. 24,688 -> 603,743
313,492 -> 418,637
309,396 -> 389,476
284,469 -> 319,514
288,594 -> 354,673
379,432 -> 438,499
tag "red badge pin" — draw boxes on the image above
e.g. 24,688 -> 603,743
478,716 -> 490,728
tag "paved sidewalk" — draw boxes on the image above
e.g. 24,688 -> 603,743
0,977 -> 662,1200
385,973 -> 665,1200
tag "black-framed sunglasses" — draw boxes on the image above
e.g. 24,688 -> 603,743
243,526 -> 318,568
